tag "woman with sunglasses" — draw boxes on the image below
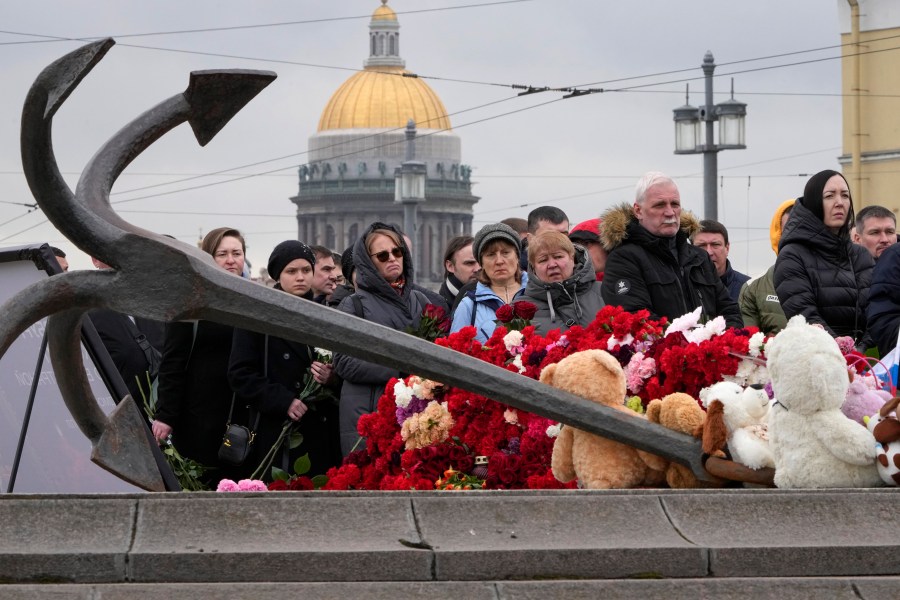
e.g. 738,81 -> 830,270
450,223 -> 528,343
333,222 -> 432,455
228,241 -> 342,480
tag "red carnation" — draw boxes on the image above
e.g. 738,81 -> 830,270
267,479 -> 288,491
288,476 -> 314,491
513,301 -> 537,320
423,303 -> 446,321
495,304 -> 514,323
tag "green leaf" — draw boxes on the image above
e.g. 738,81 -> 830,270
288,431 -> 304,449
293,453 -> 311,476
271,467 -> 289,482
311,474 -> 328,489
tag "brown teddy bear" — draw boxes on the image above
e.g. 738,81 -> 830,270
545,349 -> 668,489
646,393 -> 723,489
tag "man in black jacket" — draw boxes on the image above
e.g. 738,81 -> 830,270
600,172 -> 742,328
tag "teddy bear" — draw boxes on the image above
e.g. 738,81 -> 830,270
544,349 -> 668,489
698,381 -> 774,470
765,315 -> 882,488
645,392 -> 722,488
865,395 -> 900,486
842,377 -> 891,426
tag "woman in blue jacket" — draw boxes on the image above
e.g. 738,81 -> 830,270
451,223 -> 528,343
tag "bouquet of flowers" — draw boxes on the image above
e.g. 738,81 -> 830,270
406,303 -> 451,342
250,347 -> 334,481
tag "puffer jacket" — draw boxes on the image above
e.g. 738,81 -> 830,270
867,242 -> 900,356
333,222 -> 428,455
774,201 -> 873,341
450,274 -> 528,343
523,245 -> 605,335
738,265 -> 787,336
599,203 -> 742,327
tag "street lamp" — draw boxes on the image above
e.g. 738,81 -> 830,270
672,51 -> 747,221
394,118 -> 426,273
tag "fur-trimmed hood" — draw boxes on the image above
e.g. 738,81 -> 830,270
600,202 -> 702,251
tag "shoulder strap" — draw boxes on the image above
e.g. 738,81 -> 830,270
350,294 -> 364,318
466,291 -> 480,327
124,316 -> 161,377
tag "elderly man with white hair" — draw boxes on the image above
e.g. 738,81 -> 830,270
599,171 -> 742,327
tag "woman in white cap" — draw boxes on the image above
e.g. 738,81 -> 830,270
450,223 -> 528,342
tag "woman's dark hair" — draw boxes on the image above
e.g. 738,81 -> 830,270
800,170 -> 854,238
201,227 -> 246,257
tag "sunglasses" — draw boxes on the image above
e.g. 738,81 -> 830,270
370,247 -> 403,263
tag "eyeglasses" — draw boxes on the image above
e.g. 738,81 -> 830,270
370,247 -> 403,263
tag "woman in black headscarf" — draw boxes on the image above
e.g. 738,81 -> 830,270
774,169 -> 874,345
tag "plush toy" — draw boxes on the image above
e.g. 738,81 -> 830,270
699,381 -> 774,470
645,393 -> 722,488
545,349 -> 667,489
842,377 -> 891,426
865,396 -> 900,486
766,315 -> 882,488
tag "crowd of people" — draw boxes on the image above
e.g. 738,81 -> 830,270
61,168 -> 900,483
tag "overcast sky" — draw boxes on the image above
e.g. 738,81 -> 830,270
0,0 -> 845,278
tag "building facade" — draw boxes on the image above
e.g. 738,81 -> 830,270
838,0 -> 900,212
290,1 -> 478,287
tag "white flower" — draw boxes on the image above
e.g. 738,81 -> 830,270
503,409 -> 518,424
503,330 -> 524,352
666,307 -> 702,337
314,347 -> 333,361
512,354 -> 526,374
393,380 -> 413,408
748,332 -> 766,358
546,423 -> 561,438
607,333 -> 634,351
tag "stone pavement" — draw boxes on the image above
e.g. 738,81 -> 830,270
0,488 -> 897,596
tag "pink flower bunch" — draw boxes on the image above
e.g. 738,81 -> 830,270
624,352 -> 656,393
216,478 -> 268,492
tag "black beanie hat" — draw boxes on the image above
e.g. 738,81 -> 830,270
340,245 -> 355,282
267,240 -> 316,281
800,170 -> 852,233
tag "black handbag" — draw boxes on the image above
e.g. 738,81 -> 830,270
218,413 -> 256,466
218,336 -> 265,466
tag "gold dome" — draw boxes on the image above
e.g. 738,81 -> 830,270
317,66 -> 451,131
372,3 -> 397,21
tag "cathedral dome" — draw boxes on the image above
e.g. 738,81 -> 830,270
317,67 -> 451,131
316,1 -> 451,132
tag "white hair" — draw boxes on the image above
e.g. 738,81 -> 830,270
634,171 -> 675,204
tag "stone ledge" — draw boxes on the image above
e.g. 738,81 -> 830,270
0,489 -> 897,584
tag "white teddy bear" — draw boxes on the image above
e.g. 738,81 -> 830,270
699,381 -> 774,470
765,315 -> 882,488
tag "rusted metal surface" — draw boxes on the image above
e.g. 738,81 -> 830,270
3,39 -> 712,490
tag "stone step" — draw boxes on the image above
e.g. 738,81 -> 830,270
1,579 -> 900,600
0,489 -> 898,585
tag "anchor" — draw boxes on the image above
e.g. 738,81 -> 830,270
3,39 -> 713,491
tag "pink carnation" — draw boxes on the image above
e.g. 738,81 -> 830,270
624,352 -> 656,394
216,479 -> 239,492
237,479 -> 268,492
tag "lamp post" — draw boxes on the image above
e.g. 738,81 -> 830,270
394,119 -> 426,274
673,51 -> 747,221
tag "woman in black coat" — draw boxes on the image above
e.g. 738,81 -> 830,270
152,227 -> 247,484
333,222 -> 432,455
774,170 -> 874,344
228,241 -> 342,480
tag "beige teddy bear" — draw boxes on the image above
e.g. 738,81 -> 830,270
545,349 -> 668,489
646,392 -> 723,489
